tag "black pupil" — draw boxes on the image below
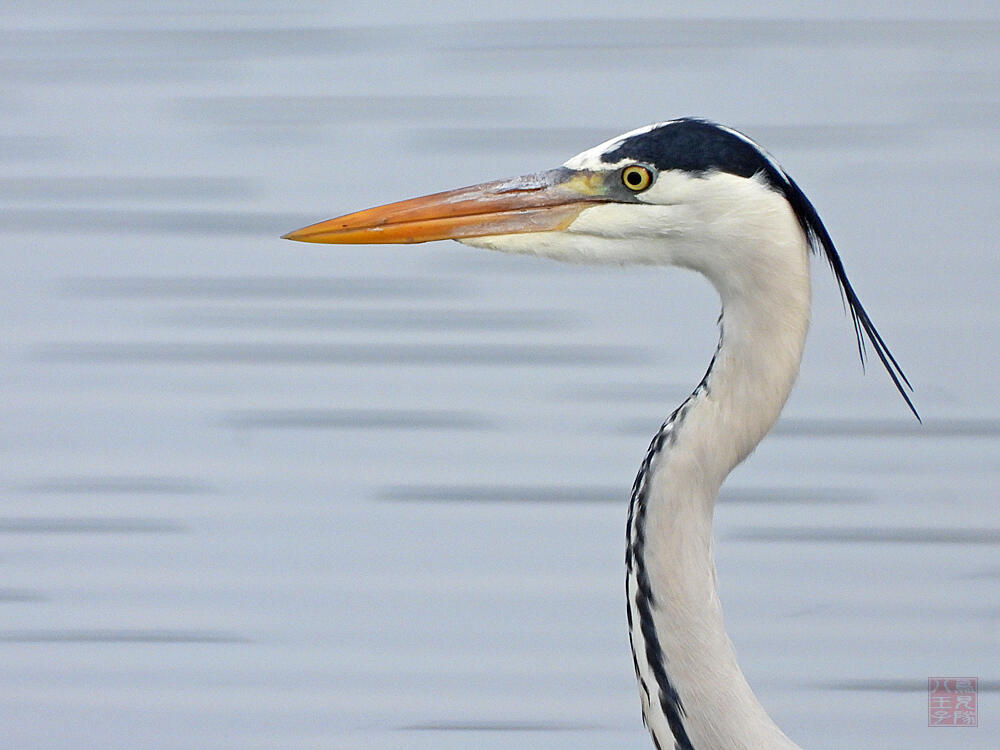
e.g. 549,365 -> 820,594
627,170 -> 643,186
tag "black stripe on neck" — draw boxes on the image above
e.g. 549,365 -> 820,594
626,403 -> 698,750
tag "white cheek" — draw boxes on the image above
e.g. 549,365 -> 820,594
568,203 -> 691,240
458,232 -> 626,264
636,170 -> 700,205
457,204 -> 690,266
458,233 -> 565,256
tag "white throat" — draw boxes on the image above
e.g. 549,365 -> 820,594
626,200 -> 811,750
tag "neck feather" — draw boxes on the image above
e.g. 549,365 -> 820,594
626,229 -> 810,750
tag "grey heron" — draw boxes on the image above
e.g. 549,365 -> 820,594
284,118 -> 916,750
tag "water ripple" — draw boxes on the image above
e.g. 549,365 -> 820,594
40,342 -> 639,366
731,527 -> 1000,545
0,518 -> 186,534
223,408 -> 491,430
0,629 -> 245,643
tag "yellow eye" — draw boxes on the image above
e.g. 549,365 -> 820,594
621,165 -> 653,192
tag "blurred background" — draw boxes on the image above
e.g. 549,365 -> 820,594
1,1 -> 997,748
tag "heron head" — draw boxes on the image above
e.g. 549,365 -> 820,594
284,118 -> 916,418
283,119 -> 803,276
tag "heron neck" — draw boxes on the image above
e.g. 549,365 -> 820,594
628,258 -> 809,750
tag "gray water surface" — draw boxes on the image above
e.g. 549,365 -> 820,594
1,3 -> 997,749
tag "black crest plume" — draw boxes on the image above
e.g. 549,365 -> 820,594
775,169 -> 919,421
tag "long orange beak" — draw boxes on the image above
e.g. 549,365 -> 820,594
282,168 -> 610,244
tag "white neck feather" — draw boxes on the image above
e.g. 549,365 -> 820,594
630,194 -> 811,750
